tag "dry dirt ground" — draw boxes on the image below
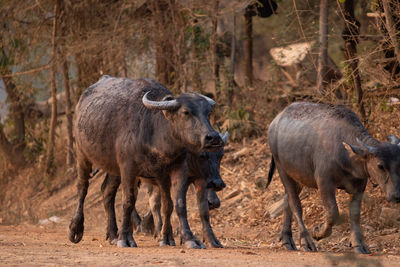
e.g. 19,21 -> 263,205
1,223 -> 400,267
2,137 -> 400,266
2,104 -> 400,266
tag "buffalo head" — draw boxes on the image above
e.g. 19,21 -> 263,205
143,91 -> 223,153
188,131 -> 228,192
344,136 -> 400,203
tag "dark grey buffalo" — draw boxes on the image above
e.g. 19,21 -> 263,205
267,102 -> 400,254
101,139 -> 227,248
69,76 -> 223,248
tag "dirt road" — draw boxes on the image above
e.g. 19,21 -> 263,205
1,223 -> 400,267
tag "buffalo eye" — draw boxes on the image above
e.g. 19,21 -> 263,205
377,163 -> 385,171
183,110 -> 190,115
199,154 -> 207,160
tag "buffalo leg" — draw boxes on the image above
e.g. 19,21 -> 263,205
194,179 -> 223,248
148,184 -> 162,237
170,169 -> 205,249
278,167 -> 316,251
137,210 -> 155,235
117,164 -> 138,247
137,183 -> 161,236
101,174 -> 121,245
157,178 -> 175,246
132,208 -> 142,232
349,192 -> 369,254
280,193 -> 297,250
68,153 -> 91,243
312,176 -> 339,240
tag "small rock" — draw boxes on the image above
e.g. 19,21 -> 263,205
49,216 -> 61,223
39,219 -> 49,225
233,147 -> 249,160
180,249 -> 185,253
389,97 -> 399,104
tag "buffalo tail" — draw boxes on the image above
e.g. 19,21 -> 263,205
266,156 -> 275,189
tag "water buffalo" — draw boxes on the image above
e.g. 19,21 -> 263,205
267,102 -> 400,254
101,140 -> 227,248
69,76 -> 223,248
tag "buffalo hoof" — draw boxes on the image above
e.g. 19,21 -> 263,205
106,230 -> 118,245
351,239 -> 370,254
300,232 -> 317,252
68,216 -> 84,243
353,245 -> 370,254
185,239 -> 206,249
117,240 -> 137,247
159,239 -> 176,246
207,239 -> 223,248
117,236 -> 137,248
280,233 -> 297,251
312,224 -> 332,241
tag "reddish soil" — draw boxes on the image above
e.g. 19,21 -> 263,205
1,223 -> 400,266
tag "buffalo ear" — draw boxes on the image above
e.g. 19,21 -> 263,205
343,142 -> 366,157
387,134 -> 400,145
162,109 -> 175,121
161,95 -> 177,120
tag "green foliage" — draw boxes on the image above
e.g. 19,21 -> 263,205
186,24 -> 210,51
221,105 -> 259,141
0,48 -> 13,73
379,98 -> 394,112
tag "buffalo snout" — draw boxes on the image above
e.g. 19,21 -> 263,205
203,132 -> 223,150
387,192 -> 400,203
207,179 -> 226,191
207,190 -> 221,210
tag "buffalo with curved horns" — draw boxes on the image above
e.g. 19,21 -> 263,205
69,76 -> 223,248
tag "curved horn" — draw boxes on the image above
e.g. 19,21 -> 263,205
142,91 -> 180,110
219,131 -> 229,145
387,134 -> 400,145
196,93 -> 216,107
356,138 -> 378,155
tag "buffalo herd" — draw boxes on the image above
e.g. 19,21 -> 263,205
68,76 -> 400,254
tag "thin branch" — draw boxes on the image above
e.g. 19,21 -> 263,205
0,65 -> 51,78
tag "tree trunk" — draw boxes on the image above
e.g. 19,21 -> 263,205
342,0 -> 365,119
228,12 -> 237,105
46,2 -> 59,173
211,0 -> 220,93
382,0 -> 400,64
59,0 -> 74,166
316,0 -> 329,94
152,0 -> 175,88
62,60 -> 74,166
0,125 -> 21,168
3,77 -> 25,150
244,8 -> 253,86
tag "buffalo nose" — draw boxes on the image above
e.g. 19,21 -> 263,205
204,132 -> 223,148
387,193 -> 400,203
207,180 -> 226,191
208,198 -> 221,210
